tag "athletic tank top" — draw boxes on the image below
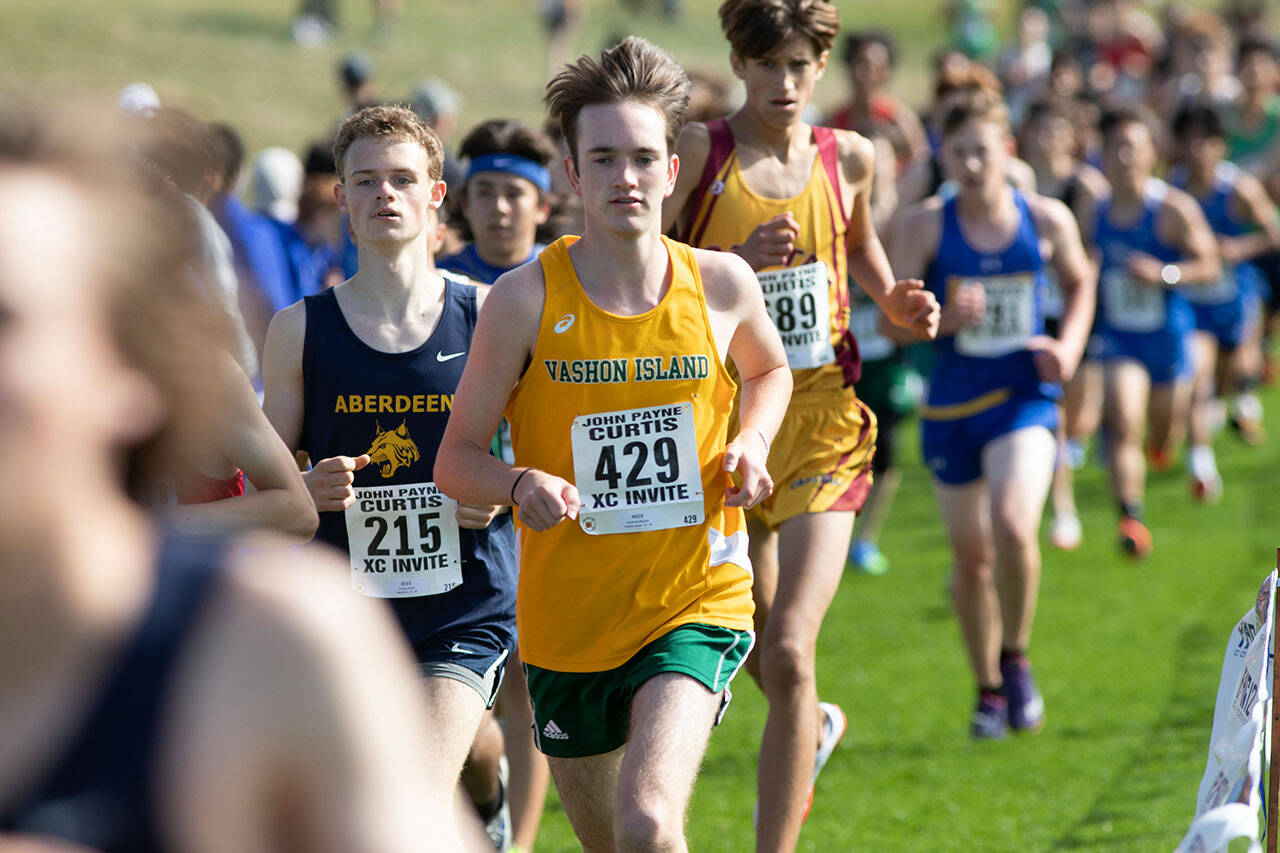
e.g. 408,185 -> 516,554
1093,179 -> 1192,336
1,536 -> 225,852
438,243 -> 545,285
144,463 -> 245,507
1043,171 -> 1089,321
923,191 -> 1054,416
679,119 -> 859,393
1168,162 -> 1260,306
1227,97 -> 1280,175
301,284 -> 516,652
506,236 -> 753,672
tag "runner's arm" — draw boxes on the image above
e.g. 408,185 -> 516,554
159,351 -> 318,541
261,301 -> 369,514
661,121 -> 710,235
882,198 -> 946,343
1152,188 -> 1222,286
1222,173 -> 1280,264
698,249 -> 792,508
436,265 -> 579,530
164,545 -> 486,852
1030,195 -> 1096,384
841,131 -> 940,340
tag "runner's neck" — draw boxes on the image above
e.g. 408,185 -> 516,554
567,228 -> 670,316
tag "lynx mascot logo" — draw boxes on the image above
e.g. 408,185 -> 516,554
366,420 -> 420,478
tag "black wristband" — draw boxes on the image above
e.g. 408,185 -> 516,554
510,467 -> 532,504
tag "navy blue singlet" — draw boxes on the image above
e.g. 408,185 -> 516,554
300,283 -> 516,654
1,536 -> 224,852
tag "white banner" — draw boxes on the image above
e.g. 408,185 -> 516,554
1176,570 -> 1276,853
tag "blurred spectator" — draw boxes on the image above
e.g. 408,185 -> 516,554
687,68 -> 735,123
1081,0 -> 1162,101
250,146 -> 304,223
1155,10 -> 1239,112
945,0 -> 998,61
826,29 -> 928,173
131,107 -> 259,380
117,82 -> 161,116
411,77 -> 466,193
207,123 -> 298,360
540,0 -> 584,79
1226,38 -> 1280,182
339,52 -> 379,114
999,7 -> 1054,127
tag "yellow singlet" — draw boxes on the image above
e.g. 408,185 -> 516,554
506,236 -> 754,673
683,120 -> 854,396
681,120 -> 877,528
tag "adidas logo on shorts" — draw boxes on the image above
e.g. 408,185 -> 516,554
542,720 -> 569,740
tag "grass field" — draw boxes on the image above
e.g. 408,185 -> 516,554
5,0 -> 1278,849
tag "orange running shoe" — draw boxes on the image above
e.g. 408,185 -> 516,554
1118,517 -> 1153,559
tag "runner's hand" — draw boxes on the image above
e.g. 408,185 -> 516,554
1027,335 -> 1076,384
1126,252 -> 1164,285
456,502 -> 504,529
724,429 -> 773,509
733,212 -> 800,271
882,278 -> 941,340
513,469 -> 580,531
938,281 -> 984,335
303,454 -> 370,512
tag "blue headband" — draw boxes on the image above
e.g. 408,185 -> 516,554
466,152 -> 552,193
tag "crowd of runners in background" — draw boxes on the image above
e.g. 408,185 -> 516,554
4,0 -> 1280,851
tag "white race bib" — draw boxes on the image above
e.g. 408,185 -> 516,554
851,301 -> 894,361
1102,268 -> 1166,332
758,261 -> 835,369
1041,267 -> 1064,320
345,482 -> 463,598
1183,270 -> 1238,305
951,274 -> 1036,357
570,402 -> 704,536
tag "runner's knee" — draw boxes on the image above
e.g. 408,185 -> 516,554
615,799 -> 680,851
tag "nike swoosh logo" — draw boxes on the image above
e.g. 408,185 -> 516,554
436,351 -> 466,362
449,643 -> 470,654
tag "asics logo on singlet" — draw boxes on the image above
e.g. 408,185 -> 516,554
542,720 -> 570,740
436,350 -> 465,362
710,179 -> 725,196
553,313 -> 576,334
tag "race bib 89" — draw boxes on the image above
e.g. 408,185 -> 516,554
757,261 -> 835,369
950,273 -> 1036,357
344,482 -> 463,598
570,402 -> 704,536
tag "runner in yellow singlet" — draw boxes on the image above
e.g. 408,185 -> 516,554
663,1 -> 939,847
437,38 -> 793,851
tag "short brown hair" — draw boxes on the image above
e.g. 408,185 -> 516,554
332,104 -> 444,181
545,36 -> 691,161
718,0 -> 839,59
941,87 -> 1009,138
0,97 -> 232,499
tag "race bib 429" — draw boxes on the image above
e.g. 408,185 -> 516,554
570,402 -> 705,535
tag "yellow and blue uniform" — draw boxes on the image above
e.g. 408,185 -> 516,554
507,235 -> 754,675
921,191 -> 1059,485
1092,179 -> 1193,384
679,118 -> 876,527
